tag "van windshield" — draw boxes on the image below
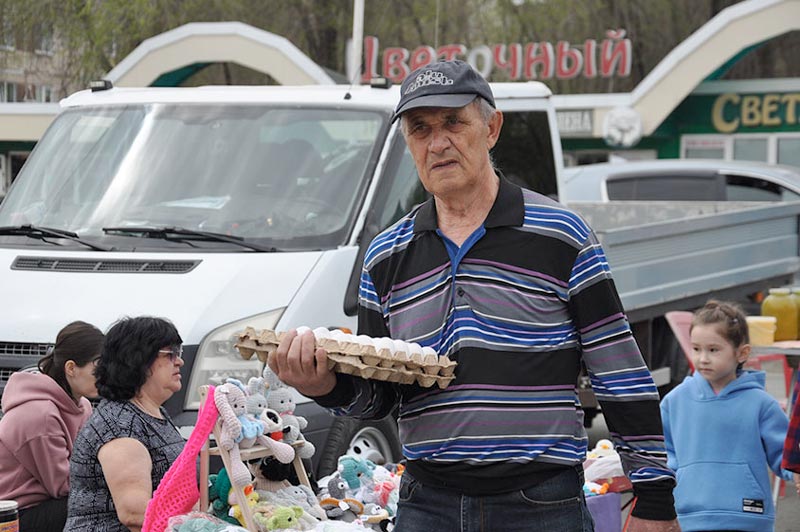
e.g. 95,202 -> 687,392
0,104 -> 384,250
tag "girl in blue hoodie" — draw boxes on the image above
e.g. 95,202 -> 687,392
661,300 -> 794,532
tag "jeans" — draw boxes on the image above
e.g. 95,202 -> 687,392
393,466 -> 595,532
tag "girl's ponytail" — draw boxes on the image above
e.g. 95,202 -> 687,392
38,321 -> 104,397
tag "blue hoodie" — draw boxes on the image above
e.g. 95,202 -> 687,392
660,370 -> 793,532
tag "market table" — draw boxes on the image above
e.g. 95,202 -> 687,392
750,340 -> 800,407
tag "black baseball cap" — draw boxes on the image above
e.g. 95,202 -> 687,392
393,59 -> 495,122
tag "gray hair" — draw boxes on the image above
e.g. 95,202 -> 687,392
399,96 -> 497,136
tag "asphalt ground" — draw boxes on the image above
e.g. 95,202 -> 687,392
586,358 -> 800,531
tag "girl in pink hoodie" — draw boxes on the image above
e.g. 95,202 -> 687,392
0,321 -> 104,532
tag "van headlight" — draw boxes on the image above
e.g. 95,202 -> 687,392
184,308 -> 285,410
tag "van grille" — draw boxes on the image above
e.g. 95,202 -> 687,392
12,257 -> 200,273
0,342 -> 52,358
0,342 -> 52,397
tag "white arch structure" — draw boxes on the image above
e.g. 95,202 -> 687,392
629,0 -> 800,135
558,0 -> 800,137
107,21 -> 334,86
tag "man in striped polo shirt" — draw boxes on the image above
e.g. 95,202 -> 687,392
270,60 -> 679,531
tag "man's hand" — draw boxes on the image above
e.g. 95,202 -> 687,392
794,472 -> 800,496
626,517 -> 681,532
267,329 -> 337,397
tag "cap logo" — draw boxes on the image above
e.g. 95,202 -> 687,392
404,69 -> 454,95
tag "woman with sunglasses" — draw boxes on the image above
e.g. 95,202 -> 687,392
64,316 -> 186,532
0,321 -> 104,532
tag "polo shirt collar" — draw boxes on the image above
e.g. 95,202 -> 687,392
413,173 -> 525,233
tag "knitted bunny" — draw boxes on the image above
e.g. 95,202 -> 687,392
213,381 -> 252,487
239,376 -> 295,464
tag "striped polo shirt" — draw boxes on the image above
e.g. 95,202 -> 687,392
316,178 -> 676,519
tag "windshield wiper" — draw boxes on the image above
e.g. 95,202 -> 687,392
102,226 -> 278,252
0,224 -> 112,251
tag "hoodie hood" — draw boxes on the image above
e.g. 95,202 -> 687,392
1,371 -> 86,415
682,368 -> 765,400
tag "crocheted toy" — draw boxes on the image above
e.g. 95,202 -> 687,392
263,364 -> 287,392
583,481 -> 609,496
278,484 -> 327,522
229,485 -> 259,527
167,511 -> 250,531
213,381 -> 252,487
282,413 -> 315,459
326,474 -> 349,500
255,490 -> 320,530
359,503 -> 390,531
262,368 -> 315,460
239,377 -> 295,464
229,377 -> 268,447
261,407 -> 286,442
587,438 -> 615,460
338,456 -> 376,490
320,497 -> 364,523
311,522 -> 379,532
208,468 -> 240,525
262,505 -> 304,531
249,455 -> 294,493
267,385 -> 297,417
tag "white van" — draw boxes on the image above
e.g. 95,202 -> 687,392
0,81 -> 562,477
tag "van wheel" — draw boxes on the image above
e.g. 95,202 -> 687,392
317,416 -> 403,478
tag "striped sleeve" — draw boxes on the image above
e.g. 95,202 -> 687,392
314,264 -> 400,421
568,229 -> 677,521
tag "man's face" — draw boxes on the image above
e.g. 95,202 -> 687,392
402,101 -> 502,199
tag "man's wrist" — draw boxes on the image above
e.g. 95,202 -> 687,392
631,483 -> 677,521
310,373 -> 355,408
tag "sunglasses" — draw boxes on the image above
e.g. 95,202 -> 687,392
157,345 -> 184,362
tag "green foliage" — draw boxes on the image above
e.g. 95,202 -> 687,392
0,0 -> 795,96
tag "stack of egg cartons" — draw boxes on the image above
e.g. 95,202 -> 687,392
235,326 -> 457,389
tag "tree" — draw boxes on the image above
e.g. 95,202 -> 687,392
1,0 -> 795,97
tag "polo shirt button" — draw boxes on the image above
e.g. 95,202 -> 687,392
457,287 -> 465,297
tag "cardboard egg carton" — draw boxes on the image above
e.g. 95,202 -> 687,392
235,326 -> 456,389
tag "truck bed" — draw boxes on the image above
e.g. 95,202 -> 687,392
568,201 -> 800,322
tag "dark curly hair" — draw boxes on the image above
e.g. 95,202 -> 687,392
95,316 -> 182,401
38,321 -> 104,399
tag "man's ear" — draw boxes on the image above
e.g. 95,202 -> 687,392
487,110 -> 503,150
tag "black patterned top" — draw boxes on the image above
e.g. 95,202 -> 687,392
64,399 -> 185,531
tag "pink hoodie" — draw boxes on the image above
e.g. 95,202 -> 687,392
0,371 -> 91,509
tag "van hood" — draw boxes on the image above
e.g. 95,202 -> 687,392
0,248 -> 323,343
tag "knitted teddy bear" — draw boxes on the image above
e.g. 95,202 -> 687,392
264,377 -> 315,460
213,381 -> 252,487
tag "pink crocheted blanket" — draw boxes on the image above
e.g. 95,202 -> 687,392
142,386 -> 218,532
